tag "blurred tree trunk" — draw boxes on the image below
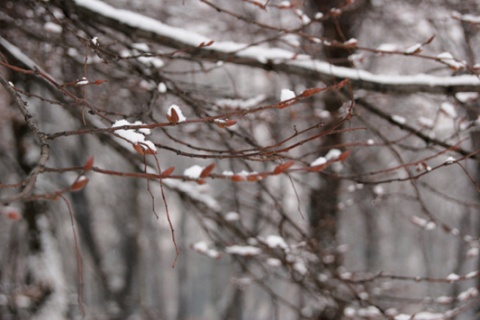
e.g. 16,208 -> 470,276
306,1 -> 370,319
307,0 -> 369,251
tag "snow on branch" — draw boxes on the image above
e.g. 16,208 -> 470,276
73,0 -> 480,94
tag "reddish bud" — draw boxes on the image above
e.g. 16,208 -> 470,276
273,161 -> 295,175
92,79 -> 107,85
225,119 -> 237,127
166,108 -> 179,124
337,150 -> 351,162
84,156 -> 94,171
71,176 -> 89,191
231,175 -> 245,182
2,207 -> 21,220
196,179 -> 207,185
162,166 -> 175,176
7,211 -> 21,220
301,87 -> 323,98
200,163 -> 216,178
133,144 -> 156,155
308,163 -> 328,172
215,119 -> 237,128
199,40 -> 214,47
334,79 -> 349,89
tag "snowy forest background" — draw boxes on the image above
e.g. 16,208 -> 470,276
1,0 -> 480,319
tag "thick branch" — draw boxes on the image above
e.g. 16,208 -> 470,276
72,0 -> 480,94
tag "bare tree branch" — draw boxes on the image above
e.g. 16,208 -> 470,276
71,0 -> 480,94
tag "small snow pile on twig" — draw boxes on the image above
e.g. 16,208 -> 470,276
410,216 -> 436,230
452,11 -> 480,24
127,43 -> 165,69
224,211 -> 240,222
280,89 -> 296,101
458,287 -> 478,301
112,119 -> 156,151
265,235 -> 288,250
446,273 -> 460,282
44,22 -> 62,33
391,115 -> 406,124
417,116 -> 434,129
192,241 -> 220,258
310,157 -> 327,167
295,9 -> 311,25
266,258 -> 281,268
455,92 -> 479,103
325,149 -> 342,161
440,102 -> 457,118
184,165 -> 204,179
437,52 -> 466,70
377,43 -> 398,52
157,82 -> 167,93
225,245 -> 261,256
216,94 -> 266,109
167,104 -> 187,122
394,312 -> 444,320
405,43 -> 422,54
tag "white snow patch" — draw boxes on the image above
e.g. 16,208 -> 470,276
405,43 -> 422,54
168,104 -> 187,122
373,185 -> 384,195
417,116 -> 434,128
157,82 -> 167,93
225,245 -> 261,256
216,94 -> 266,109
44,21 -> 62,33
184,165 -> 204,179
437,52 -> 465,70
456,92 -> 479,103
440,102 -> 457,118
265,235 -> 288,249
458,287 -> 478,301
280,89 -> 296,101
325,149 -> 342,161
391,115 -> 406,124
467,247 -> 479,258
310,157 -> 327,167
444,156 -> 456,164
446,273 -> 460,281
377,43 -> 398,52
293,261 -> 308,275
112,119 -> 156,151
224,211 -> 240,222
163,179 -> 220,211
266,258 -> 281,268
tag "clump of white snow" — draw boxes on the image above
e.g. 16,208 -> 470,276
168,104 -> 187,122
112,119 -> 156,151
437,52 -> 465,70
310,157 -> 327,167
265,235 -> 288,249
280,89 -> 296,101
225,245 -> 261,256
184,165 -> 204,179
